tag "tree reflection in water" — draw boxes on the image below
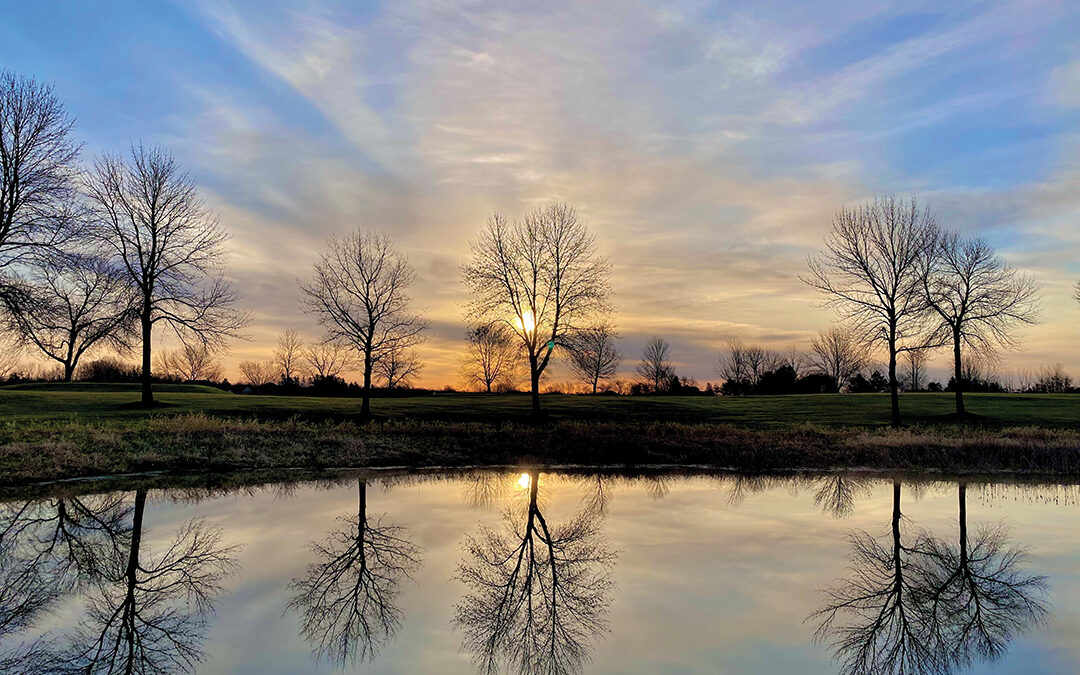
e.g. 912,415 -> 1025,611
287,478 -> 421,666
921,483 -> 1047,670
811,480 -> 1047,675
60,488 -> 239,673
0,488 -> 238,674
454,471 -> 617,675
811,475 -> 873,519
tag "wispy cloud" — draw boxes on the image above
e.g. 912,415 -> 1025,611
6,0 -> 1074,383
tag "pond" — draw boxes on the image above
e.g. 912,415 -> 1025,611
1,469 -> 1077,674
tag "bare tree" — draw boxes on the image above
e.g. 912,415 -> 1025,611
0,71 -> 82,302
716,337 -> 779,393
461,323 -> 520,393
454,472 -> 616,674
636,336 -> 673,393
1031,363 -> 1072,393
803,196 -> 937,425
300,230 -> 427,417
566,322 -> 623,394
238,359 -> 277,387
919,484 -> 1047,669
0,330 -> 21,379
903,348 -> 929,392
304,340 -> 355,380
3,253 -> 135,381
287,479 -> 421,666
808,327 -> 869,392
375,343 -> 423,389
810,482 -> 938,675
58,489 -> 239,673
158,342 -> 224,382
779,345 -> 807,379
462,203 -> 611,413
84,144 -> 247,405
716,336 -> 749,387
274,329 -> 305,383
921,232 -> 1039,416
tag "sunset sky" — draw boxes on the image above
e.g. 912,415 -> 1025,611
3,0 -> 1079,387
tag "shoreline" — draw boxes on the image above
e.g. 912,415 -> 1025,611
2,413 -> 1079,486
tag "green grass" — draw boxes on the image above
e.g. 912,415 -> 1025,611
1,381 -> 225,394
0,386 -> 1076,429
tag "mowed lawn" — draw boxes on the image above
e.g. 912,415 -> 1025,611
1,383 -> 1077,429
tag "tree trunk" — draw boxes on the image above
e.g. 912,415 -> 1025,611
485,381 -> 492,393
888,334 -> 900,427
952,328 -> 965,417
140,312 -> 153,406
361,351 -> 373,418
529,356 -> 541,414
127,489 -> 146,589
63,362 -> 75,382
958,482 -> 967,564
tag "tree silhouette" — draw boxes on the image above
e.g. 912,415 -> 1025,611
920,233 -> 1039,416
803,196 -> 938,425
59,489 -> 239,673
300,230 -> 427,417
920,483 -> 1047,670
0,70 -> 82,304
810,482 -> 939,675
811,480 -> 1048,675
0,494 -> 134,671
454,471 -> 616,675
286,479 -> 421,666
810,475 -> 873,519
85,144 -> 247,406
462,203 -> 611,413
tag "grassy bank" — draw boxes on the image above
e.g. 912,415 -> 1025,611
3,413 -> 1080,485
2,385 -> 1078,428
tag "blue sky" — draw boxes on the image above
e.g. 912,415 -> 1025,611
3,0 -> 1079,384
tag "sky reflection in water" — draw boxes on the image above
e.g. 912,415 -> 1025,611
0,470 -> 1077,674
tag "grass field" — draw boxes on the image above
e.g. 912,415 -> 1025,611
1,383 -> 1077,429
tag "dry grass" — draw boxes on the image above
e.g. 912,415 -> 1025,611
2,414 -> 1080,485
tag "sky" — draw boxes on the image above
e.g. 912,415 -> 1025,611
2,0 -> 1079,388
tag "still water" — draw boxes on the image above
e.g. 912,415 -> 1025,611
1,469 -> 1078,674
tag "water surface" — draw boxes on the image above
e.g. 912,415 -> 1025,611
2,469 -> 1078,674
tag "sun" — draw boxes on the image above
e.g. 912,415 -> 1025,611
515,310 -> 536,334
517,473 -> 531,490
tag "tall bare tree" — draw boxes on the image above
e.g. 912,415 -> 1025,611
636,336 -> 673,393
375,343 -> 423,389
462,203 -> 611,413
921,232 -> 1039,416
300,230 -> 427,417
4,253 -> 135,381
0,71 -> 82,302
567,322 -> 623,394
803,196 -> 937,425
304,340 -> 355,380
461,323 -> 519,393
84,144 -> 246,405
808,327 -> 870,392
274,329 -> 305,384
